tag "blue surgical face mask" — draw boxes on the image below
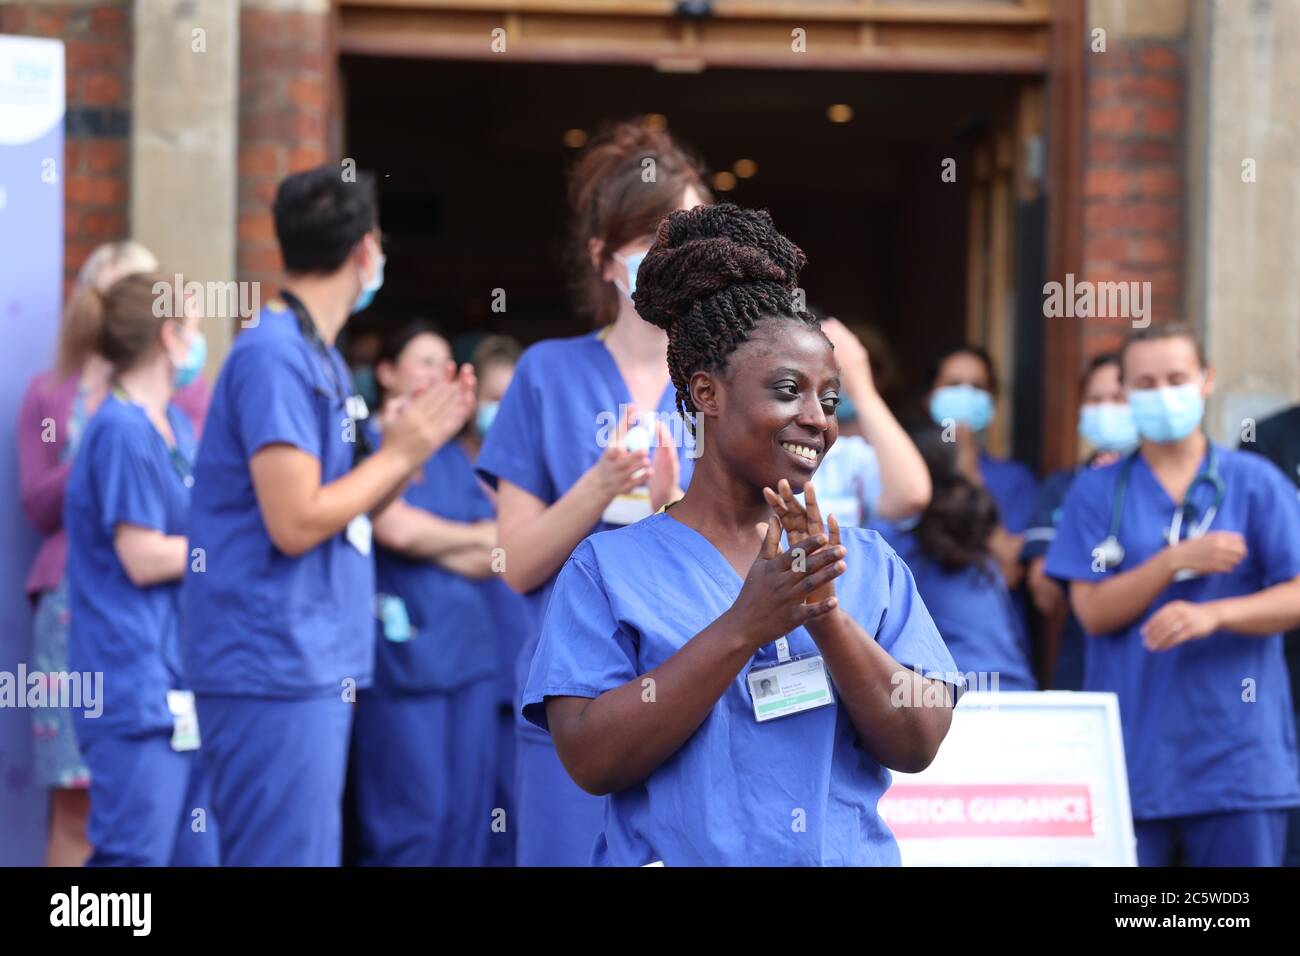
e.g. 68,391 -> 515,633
173,328 -> 207,388
613,250 -> 647,302
476,401 -> 499,436
352,245 -> 386,315
929,384 -> 995,432
1078,402 -> 1139,453
1128,382 -> 1205,443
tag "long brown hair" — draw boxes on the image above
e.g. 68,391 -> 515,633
566,119 -> 712,328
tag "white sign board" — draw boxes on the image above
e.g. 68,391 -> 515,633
880,691 -> 1137,866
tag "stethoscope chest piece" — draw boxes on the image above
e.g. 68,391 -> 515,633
1096,534 -> 1125,571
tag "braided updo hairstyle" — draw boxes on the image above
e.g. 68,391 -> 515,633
633,203 -> 822,425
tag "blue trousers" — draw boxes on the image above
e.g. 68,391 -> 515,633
196,694 -> 353,866
351,680 -> 497,866
1288,708 -> 1300,867
486,702 -> 518,866
78,728 -> 219,867
514,729 -> 605,866
1136,809 -> 1289,867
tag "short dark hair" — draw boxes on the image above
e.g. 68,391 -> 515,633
927,343 -> 999,394
378,320 -> 447,367
471,334 -> 522,375
273,165 -> 378,274
1119,322 -> 1206,380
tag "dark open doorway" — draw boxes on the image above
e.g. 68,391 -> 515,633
341,55 -> 1026,413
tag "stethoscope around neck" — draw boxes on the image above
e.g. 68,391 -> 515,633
1094,440 -> 1225,572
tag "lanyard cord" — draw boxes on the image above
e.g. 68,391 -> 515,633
278,290 -> 373,462
279,290 -> 352,406
110,384 -> 193,485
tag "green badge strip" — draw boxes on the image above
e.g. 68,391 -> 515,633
757,691 -> 827,715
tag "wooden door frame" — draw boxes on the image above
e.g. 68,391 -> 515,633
332,0 -> 1087,472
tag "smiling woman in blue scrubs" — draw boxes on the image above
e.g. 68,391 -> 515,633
523,203 -> 959,866
476,121 -> 712,866
350,324 -> 512,866
181,167 -> 475,866
1046,323 -> 1300,866
876,422 -> 1036,691
65,273 -> 215,866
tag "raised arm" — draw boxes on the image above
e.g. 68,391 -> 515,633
252,379 -> 470,557
819,319 -> 929,521
495,409 -> 653,594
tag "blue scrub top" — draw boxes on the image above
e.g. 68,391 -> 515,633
522,514 -> 959,866
475,331 -> 698,736
65,395 -> 196,738
884,531 -> 1037,691
1044,444 -> 1300,819
371,436 -> 499,695
181,302 -> 375,697
487,576 -> 531,709
1020,467 -> 1077,563
979,451 -> 1039,534
979,450 -> 1039,643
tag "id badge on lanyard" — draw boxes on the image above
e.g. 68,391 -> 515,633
746,636 -> 834,723
167,690 -> 201,752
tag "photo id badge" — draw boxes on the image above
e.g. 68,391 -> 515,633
346,514 -> 373,556
747,655 -> 834,723
167,690 -> 201,752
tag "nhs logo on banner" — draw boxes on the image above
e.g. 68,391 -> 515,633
0,34 -> 65,867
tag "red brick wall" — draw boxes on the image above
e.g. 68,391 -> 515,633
2,0 -> 132,296
237,4 -> 338,291
1080,34 -> 1186,360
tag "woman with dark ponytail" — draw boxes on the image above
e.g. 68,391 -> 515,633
476,120 -> 711,866
520,203 -> 959,866
878,422 -> 1037,691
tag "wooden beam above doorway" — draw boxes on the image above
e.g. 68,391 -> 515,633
338,0 -> 1052,74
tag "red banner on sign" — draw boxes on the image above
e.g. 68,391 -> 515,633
879,783 -> 1095,838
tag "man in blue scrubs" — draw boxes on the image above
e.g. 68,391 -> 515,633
1047,324 -> 1300,866
182,167 -> 475,866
